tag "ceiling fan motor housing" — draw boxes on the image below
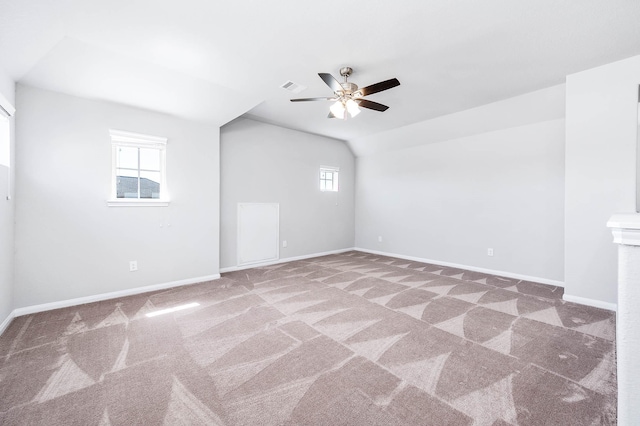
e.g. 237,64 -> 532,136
340,82 -> 358,95
338,67 -> 358,96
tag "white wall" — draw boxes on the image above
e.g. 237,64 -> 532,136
0,68 -> 15,327
13,85 -> 220,308
564,54 -> 640,306
355,117 -> 565,283
220,118 -> 355,269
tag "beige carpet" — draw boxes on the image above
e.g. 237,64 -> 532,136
0,251 -> 616,425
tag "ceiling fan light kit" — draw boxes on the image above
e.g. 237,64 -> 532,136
291,66 -> 400,120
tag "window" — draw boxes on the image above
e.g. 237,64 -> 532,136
0,113 -> 8,168
320,166 -> 339,192
108,130 -> 168,206
0,97 -> 14,202
0,97 -> 14,169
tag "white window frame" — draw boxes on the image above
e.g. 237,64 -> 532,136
319,166 -> 339,192
108,129 -> 169,207
0,93 -> 15,202
0,110 -> 10,169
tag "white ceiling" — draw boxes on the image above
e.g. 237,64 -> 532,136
1,0 -> 640,144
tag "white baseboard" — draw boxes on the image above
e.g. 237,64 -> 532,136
11,274 -> 221,318
0,309 -> 16,335
354,247 -> 565,287
563,294 -> 617,312
220,247 -> 356,273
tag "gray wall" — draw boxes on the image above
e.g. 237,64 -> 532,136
220,118 -> 355,269
14,85 -> 221,308
564,54 -> 640,306
6,51 -> 636,315
0,71 -> 15,326
355,116 -> 565,283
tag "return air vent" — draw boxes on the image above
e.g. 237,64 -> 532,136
280,80 -> 306,94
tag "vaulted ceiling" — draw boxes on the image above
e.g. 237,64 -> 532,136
1,0 -> 640,145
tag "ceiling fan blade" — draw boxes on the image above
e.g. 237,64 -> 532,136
357,78 -> 400,97
319,73 -> 344,93
290,97 -> 336,102
356,99 -> 389,112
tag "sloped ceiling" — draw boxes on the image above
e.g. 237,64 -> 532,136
1,0 -> 640,150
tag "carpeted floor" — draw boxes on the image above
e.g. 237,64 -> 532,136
0,251 -> 616,425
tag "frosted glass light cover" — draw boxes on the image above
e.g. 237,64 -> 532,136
346,99 -> 360,117
330,101 -> 346,119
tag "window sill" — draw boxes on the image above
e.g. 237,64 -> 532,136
107,199 -> 170,207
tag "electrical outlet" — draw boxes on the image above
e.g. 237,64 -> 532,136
129,260 -> 138,272
378,236 -> 383,243
487,248 -> 494,257
282,240 -> 288,248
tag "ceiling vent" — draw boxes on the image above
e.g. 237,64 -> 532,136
280,80 -> 306,94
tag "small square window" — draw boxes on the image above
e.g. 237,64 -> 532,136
320,166 -> 339,192
108,130 -> 168,207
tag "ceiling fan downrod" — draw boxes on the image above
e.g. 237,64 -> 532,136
339,67 -> 358,95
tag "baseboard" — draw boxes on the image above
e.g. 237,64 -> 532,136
563,294 -> 617,312
0,309 -> 16,335
354,247 -> 565,287
12,274 -> 221,318
220,247 -> 356,273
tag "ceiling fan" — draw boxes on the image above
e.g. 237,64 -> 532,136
290,67 -> 400,119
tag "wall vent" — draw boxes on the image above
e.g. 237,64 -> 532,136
280,80 -> 306,94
